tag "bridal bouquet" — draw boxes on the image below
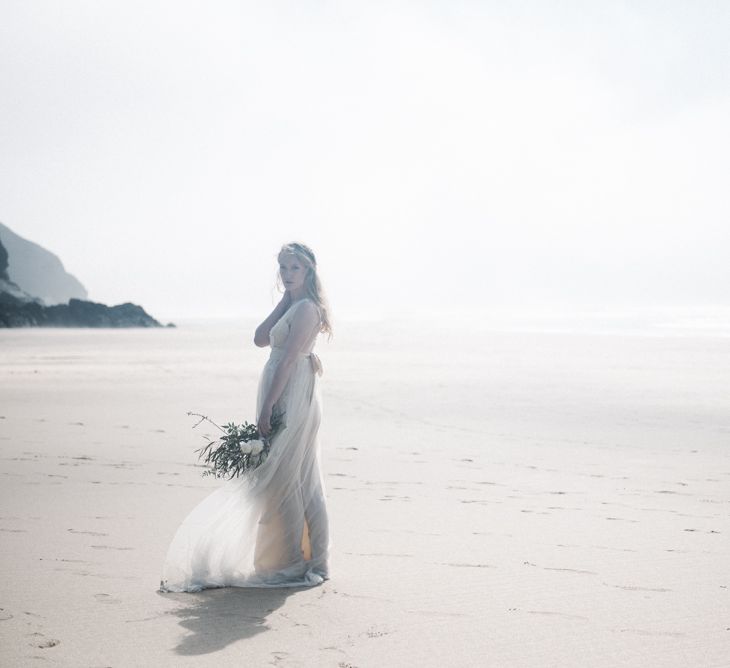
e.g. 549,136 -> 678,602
188,411 -> 284,479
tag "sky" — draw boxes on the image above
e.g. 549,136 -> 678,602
1,1 -> 728,321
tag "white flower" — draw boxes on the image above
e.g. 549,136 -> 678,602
249,440 -> 264,456
239,442 -> 252,455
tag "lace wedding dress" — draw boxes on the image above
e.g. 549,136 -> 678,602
160,298 -> 329,591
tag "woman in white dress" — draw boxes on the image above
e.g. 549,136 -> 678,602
160,242 -> 331,592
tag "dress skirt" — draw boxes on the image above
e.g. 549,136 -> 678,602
160,349 -> 329,592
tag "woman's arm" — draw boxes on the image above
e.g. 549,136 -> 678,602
258,300 -> 320,436
254,293 -> 292,347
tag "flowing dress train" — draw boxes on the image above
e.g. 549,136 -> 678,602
160,299 -> 329,591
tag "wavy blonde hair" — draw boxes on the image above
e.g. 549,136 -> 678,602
277,242 -> 333,338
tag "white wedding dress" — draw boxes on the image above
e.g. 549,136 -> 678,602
160,298 -> 329,591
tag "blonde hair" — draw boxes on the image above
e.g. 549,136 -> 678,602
277,242 -> 333,338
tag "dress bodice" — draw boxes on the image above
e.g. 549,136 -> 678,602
269,298 -> 321,356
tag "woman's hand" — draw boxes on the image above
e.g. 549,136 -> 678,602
258,405 -> 273,438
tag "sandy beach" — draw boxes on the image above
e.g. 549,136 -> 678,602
1,318 -> 729,667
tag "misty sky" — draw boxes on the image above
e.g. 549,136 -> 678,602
1,1 -> 728,320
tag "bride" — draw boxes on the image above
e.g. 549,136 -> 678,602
160,242 -> 332,591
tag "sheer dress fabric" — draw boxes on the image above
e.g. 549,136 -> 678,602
160,299 -> 329,591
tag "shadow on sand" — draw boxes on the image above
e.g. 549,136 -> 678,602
162,586 -> 306,656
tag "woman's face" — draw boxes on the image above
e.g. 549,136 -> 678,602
278,253 -> 308,292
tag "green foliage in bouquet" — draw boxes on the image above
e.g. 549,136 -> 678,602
188,411 -> 284,479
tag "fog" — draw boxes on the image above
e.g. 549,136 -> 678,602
1,1 -> 728,321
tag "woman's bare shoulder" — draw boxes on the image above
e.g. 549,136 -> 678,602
291,299 -> 319,318
289,299 -> 320,328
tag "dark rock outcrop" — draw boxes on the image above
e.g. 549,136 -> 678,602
0,293 -> 163,328
0,226 -> 171,328
0,221 -> 88,305
0,291 -> 45,327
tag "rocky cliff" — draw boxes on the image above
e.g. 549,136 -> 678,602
0,236 -> 8,280
0,236 -> 40,305
0,226 -> 170,328
0,222 -> 88,305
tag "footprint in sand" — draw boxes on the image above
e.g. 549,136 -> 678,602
526,610 -> 589,621
605,583 -> 671,592
523,561 -> 597,575
0,608 -> 13,621
365,626 -> 390,638
438,562 -> 495,569
27,632 -> 60,648
38,637 -> 61,648
544,566 -> 597,575
270,650 -> 289,664
90,545 -> 133,551
94,593 -> 122,605
615,628 -> 684,638
68,529 -> 108,536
